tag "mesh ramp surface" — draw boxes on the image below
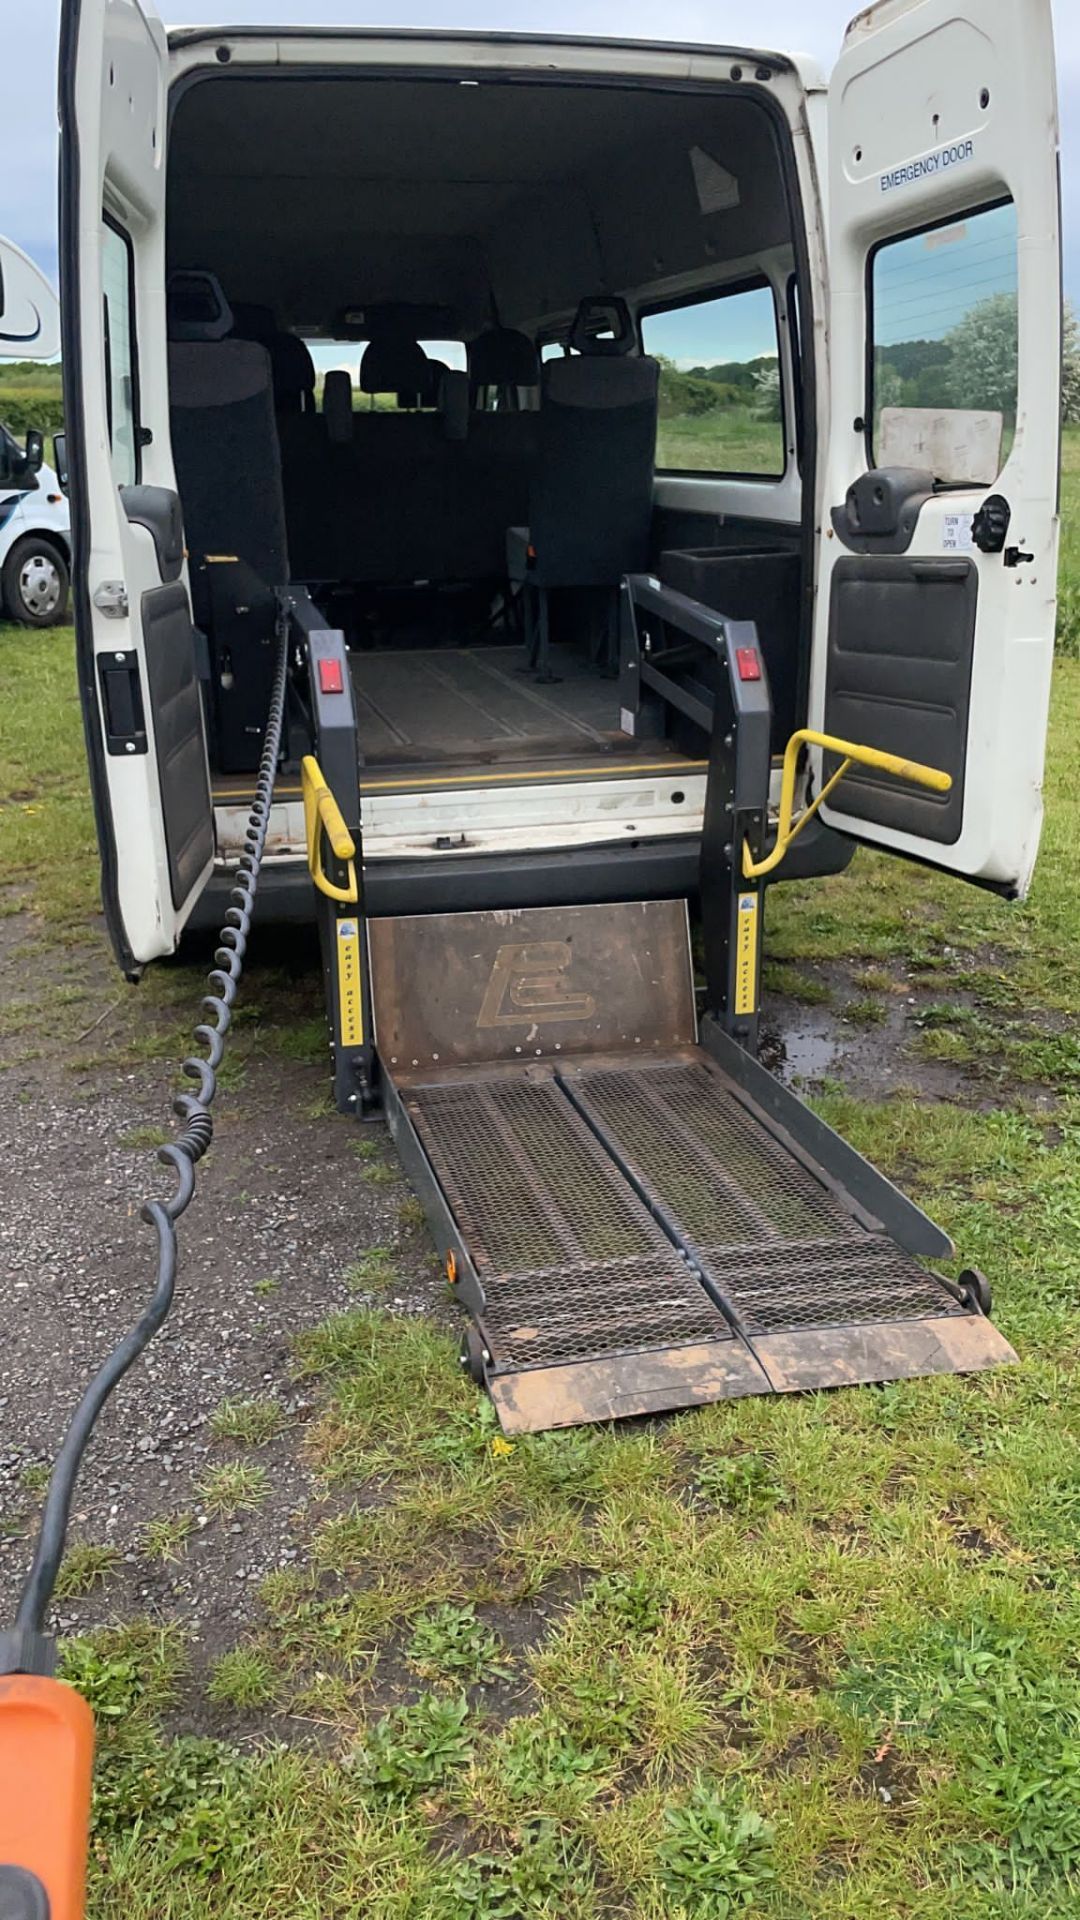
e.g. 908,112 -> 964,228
567,1059 -> 966,1336
404,1075 -> 734,1371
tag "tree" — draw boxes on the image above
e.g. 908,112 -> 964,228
752,363 -> 781,422
1063,300 -> 1080,426
942,290 -> 1018,419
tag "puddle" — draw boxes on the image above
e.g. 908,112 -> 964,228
761,1008 -> 840,1087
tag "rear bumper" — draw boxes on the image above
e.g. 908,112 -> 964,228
188,818 -> 853,932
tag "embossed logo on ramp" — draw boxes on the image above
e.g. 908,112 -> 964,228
477,941 -> 596,1029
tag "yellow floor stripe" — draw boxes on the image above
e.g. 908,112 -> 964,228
213,759 -> 709,804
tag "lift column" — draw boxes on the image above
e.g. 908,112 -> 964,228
297,616 -> 375,1114
620,577 -> 772,1051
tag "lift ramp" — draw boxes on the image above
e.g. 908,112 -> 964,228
371,901 -> 1015,1434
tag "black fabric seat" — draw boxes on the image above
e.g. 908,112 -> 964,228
169,332 -> 291,770
507,295 -> 658,675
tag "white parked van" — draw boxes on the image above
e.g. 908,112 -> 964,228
0,236 -> 69,624
0,433 -> 71,626
58,0 -> 1060,976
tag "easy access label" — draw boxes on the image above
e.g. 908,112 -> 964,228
336,918 -> 365,1048
734,892 -> 760,1018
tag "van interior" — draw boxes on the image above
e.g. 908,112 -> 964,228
164,72 -> 807,806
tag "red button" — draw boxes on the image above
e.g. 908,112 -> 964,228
318,657 -> 344,694
735,647 -> 761,682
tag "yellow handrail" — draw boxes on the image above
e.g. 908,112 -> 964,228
301,754 -> 359,903
742,728 -> 952,881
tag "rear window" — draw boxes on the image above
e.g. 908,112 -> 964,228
869,199 -> 1018,479
310,339 -> 465,410
102,217 -> 139,486
640,281 -> 784,478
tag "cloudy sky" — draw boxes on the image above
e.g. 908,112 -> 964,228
1,0 -> 1076,310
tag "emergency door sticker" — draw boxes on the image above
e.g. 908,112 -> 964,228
734,893 -> 760,1017
477,940 -> 597,1030
942,514 -> 976,553
336,918 -> 364,1047
880,140 -> 974,195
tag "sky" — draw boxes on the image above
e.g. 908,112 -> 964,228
1,0 -> 1076,369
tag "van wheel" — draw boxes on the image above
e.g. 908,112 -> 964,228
2,537 -> 70,627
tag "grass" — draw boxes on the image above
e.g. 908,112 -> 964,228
655,403 -> 784,476
209,1396 -> 287,1448
54,1542 -> 122,1598
5,433 -> 1080,1916
142,1512 -> 195,1564
195,1462 -> 270,1518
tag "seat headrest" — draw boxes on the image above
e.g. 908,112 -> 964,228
438,368 -> 469,442
270,331 -> 316,412
323,369 -> 353,444
569,294 -> 637,358
467,327 -> 539,390
359,335 -> 430,395
167,271 -> 233,342
542,353 -> 659,410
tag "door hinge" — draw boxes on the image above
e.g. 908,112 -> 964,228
93,579 -> 130,619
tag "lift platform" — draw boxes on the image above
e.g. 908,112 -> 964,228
370,900 -> 1013,1432
300,580 -> 1016,1433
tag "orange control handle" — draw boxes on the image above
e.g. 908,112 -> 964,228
0,1675 -> 94,1920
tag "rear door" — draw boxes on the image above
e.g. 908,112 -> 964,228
811,0 -> 1060,896
60,0 -> 214,972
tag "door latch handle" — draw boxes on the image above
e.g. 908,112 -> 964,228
971,493 -> 1011,554
1003,546 -> 1035,568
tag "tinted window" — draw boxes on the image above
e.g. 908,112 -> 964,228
102,218 -> 138,486
640,282 -> 784,476
871,200 -> 1018,469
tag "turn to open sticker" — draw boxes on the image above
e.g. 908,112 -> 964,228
942,515 -> 975,553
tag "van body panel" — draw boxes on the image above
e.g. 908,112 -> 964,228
61,6 -> 1061,959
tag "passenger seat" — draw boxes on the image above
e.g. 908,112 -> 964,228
507,295 -> 658,676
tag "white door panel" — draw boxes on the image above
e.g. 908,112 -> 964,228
61,0 -> 214,970
813,0 -> 1060,896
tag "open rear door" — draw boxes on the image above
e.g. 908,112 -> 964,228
811,0 -> 1060,897
59,0 -> 214,972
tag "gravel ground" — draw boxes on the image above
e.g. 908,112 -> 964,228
0,907 -> 442,1672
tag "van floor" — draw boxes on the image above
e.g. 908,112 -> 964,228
210,643 -> 704,808
348,643 -> 674,777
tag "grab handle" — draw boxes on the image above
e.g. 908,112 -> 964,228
301,754 -> 358,903
742,728 -> 951,880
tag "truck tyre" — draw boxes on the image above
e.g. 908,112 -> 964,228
2,536 -> 70,627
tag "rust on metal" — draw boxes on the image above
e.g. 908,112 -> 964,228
369,900 -> 696,1070
488,1341 -> 770,1434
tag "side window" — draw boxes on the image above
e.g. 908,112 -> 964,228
640,281 -> 784,478
869,199 -> 1018,483
102,218 -> 139,486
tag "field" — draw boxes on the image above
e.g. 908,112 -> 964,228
655,402 -> 785,476
1,446 -> 1079,1917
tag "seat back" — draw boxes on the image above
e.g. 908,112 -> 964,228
169,338 -> 289,587
530,296 -> 658,587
